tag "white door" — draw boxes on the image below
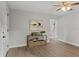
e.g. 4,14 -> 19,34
50,19 -> 57,39
2,10 -> 9,57
0,3 -> 3,56
0,2 -> 9,56
0,23 -> 3,57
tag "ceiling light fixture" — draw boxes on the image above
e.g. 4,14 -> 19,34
52,1 -> 79,11
61,6 -> 71,11
61,6 -> 66,11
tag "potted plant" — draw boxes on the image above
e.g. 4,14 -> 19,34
40,31 -> 46,35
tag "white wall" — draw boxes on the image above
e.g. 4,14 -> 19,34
9,8 -> 58,48
57,16 -> 67,41
57,11 -> 79,46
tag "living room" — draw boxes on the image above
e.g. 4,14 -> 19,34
0,1 -> 79,57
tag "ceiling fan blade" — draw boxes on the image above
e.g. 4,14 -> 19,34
69,8 -> 73,11
56,8 -> 61,11
52,5 -> 61,6
71,2 -> 79,6
62,1 -> 66,5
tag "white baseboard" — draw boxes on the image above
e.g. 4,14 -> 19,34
57,39 -> 79,47
9,44 -> 26,48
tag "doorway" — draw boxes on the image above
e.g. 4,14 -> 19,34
50,19 -> 57,39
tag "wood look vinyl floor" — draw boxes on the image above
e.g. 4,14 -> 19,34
6,40 -> 79,57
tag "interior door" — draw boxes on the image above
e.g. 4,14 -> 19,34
50,19 -> 57,39
0,3 -> 3,56
0,2 -> 9,56
2,9 -> 9,57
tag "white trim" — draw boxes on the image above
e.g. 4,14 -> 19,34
57,39 -> 79,47
4,47 -> 9,57
9,44 -> 26,48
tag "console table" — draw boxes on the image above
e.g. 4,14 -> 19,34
27,35 -> 47,48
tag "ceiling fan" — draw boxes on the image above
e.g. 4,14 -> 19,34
53,1 -> 79,11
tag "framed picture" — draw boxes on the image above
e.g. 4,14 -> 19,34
29,19 -> 44,33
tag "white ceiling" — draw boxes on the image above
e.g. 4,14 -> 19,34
7,1 -> 79,16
